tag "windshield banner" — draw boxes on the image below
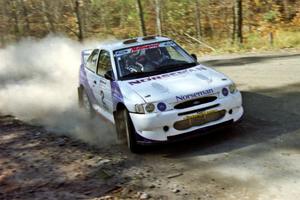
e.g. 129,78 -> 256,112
114,41 -> 176,57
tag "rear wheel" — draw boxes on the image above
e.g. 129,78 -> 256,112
115,108 -> 141,153
78,87 -> 95,118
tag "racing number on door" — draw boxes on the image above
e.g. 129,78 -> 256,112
96,49 -> 113,112
100,90 -> 107,109
100,90 -> 105,105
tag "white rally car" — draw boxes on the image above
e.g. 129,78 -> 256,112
78,36 -> 243,152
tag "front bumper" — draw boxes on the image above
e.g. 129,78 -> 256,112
129,92 -> 243,143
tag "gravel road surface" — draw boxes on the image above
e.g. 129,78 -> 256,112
1,52 -> 300,199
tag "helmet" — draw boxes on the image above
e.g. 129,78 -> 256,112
145,48 -> 162,61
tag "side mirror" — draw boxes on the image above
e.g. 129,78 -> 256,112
191,53 -> 198,61
104,70 -> 114,81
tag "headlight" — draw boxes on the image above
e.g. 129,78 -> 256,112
135,102 -> 165,114
145,103 -> 155,113
229,84 -> 237,93
135,104 -> 145,114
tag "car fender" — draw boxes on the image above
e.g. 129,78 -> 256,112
112,81 -> 146,113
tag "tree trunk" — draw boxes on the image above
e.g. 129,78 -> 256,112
19,0 -> 31,36
0,34 -> 4,47
0,0 -> 7,46
269,32 -> 274,46
155,0 -> 162,35
41,0 -> 53,33
232,4 -> 236,44
195,0 -> 202,39
205,2 -> 214,39
206,14 -> 213,39
135,0 -> 147,36
120,1 -> 126,28
235,0 -> 243,44
282,0 -> 291,21
75,0 -> 84,41
10,0 -> 21,41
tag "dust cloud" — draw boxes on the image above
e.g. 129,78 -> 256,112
0,35 -> 116,146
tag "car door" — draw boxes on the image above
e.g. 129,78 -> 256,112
85,49 -> 102,107
95,50 -> 114,114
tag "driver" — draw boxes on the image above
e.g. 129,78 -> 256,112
143,47 -> 168,71
125,52 -> 144,73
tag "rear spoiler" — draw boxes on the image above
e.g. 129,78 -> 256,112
81,49 -> 93,64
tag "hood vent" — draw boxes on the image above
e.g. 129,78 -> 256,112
174,96 -> 217,109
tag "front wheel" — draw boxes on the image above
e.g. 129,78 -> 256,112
115,108 -> 141,153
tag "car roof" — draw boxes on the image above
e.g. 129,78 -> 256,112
96,36 -> 171,51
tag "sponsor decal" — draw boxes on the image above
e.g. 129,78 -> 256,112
176,89 -> 214,102
131,43 -> 160,52
128,66 -> 206,85
111,81 -> 123,101
111,81 -> 124,111
222,88 -> 228,96
157,102 -> 167,111
114,49 -> 131,56
114,41 -> 176,57
160,41 -> 176,47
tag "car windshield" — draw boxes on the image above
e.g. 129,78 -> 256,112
114,41 -> 197,80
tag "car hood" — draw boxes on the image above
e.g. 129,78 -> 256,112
123,65 -> 232,103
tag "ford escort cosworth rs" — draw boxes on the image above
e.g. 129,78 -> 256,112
78,36 -> 243,152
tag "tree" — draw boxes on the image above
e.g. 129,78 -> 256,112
232,3 -> 236,44
19,0 -> 31,36
0,0 -> 299,50
41,0 -> 55,33
75,0 -> 84,41
10,0 -> 21,41
195,0 -> 202,39
135,0 -> 147,36
155,0 -> 162,35
0,0 -> 8,46
235,0 -> 243,44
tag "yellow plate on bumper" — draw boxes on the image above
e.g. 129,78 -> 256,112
174,110 -> 226,131
184,110 -> 219,120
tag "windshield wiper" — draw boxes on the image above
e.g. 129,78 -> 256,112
121,62 -> 198,80
121,71 -> 159,80
158,62 -> 198,72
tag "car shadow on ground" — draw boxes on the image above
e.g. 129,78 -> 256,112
142,82 -> 300,158
200,53 -> 300,67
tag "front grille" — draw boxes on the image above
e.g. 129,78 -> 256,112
174,96 -> 217,109
174,110 -> 226,131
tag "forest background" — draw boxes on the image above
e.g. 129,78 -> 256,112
0,0 -> 299,54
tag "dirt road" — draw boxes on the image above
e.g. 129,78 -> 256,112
1,52 -> 300,199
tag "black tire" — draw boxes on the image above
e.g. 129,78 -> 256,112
115,108 -> 141,153
78,87 -> 95,118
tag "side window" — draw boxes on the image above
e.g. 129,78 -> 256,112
86,49 -> 100,72
97,50 -> 112,76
